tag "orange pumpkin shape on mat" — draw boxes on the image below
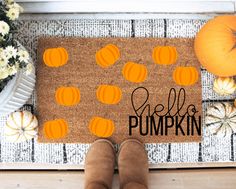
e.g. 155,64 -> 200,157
152,46 -> 178,65
43,47 -> 68,67
96,85 -> 122,105
55,87 -> 80,106
43,119 -> 68,139
173,66 -> 199,86
194,15 -> 236,77
122,62 -> 148,83
89,117 -> 115,138
96,44 -> 120,68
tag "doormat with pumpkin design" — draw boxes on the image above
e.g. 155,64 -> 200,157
37,37 -> 202,143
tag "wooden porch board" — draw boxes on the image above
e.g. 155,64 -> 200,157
0,169 -> 236,189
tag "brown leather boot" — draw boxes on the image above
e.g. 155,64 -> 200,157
118,139 -> 149,189
85,139 -> 116,189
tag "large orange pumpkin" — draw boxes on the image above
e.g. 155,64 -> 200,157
96,85 -> 122,105
95,44 -> 120,68
43,47 -> 69,67
43,119 -> 68,139
89,117 -> 115,138
122,62 -> 148,83
152,46 -> 178,65
55,87 -> 80,106
194,15 -> 236,77
173,66 -> 199,86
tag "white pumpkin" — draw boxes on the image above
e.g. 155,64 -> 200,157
213,77 -> 236,96
5,111 -> 38,143
205,102 -> 236,137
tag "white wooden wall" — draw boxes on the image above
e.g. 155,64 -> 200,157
16,0 -> 236,14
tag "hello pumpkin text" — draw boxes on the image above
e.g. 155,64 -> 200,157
129,87 -> 201,136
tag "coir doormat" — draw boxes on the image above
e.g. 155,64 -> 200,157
37,37 -> 202,143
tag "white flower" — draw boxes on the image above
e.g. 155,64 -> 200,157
18,50 -> 29,63
7,3 -> 24,13
25,63 -> 33,75
0,67 -> 9,80
4,46 -> 17,59
5,0 -> 14,4
15,61 -> 20,70
0,48 -> 8,67
6,8 -> 20,20
0,48 -> 4,54
0,56 -> 8,67
7,65 -> 18,76
0,21 -> 10,36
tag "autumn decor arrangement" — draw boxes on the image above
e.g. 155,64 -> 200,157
2,14 -> 235,143
195,15 -> 236,138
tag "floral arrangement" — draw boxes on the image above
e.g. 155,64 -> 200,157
0,0 -> 33,93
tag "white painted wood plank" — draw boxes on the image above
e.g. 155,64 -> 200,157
34,143 -> 65,164
166,19 -> 207,38
170,143 -> 200,162
1,169 -> 236,189
18,1 -> 235,13
145,144 -> 169,164
20,13 -> 217,20
1,161 -> 236,170
134,20 -> 165,37
15,0 -> 236,2
65,144 -> 89,165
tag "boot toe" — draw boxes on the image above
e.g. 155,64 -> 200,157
85,139 -> 116,189
118,139 -> 148,189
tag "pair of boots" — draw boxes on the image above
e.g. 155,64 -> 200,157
85,139 -> 149,189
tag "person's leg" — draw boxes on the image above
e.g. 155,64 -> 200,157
118,139 -> 149,189
85,139 -> 116,189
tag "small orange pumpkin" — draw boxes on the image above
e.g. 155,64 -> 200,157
55,87 -> 80,106
43,119 -> 68,139
43,47 -> 69,67
122,62 -> 148,83
96,85 -> 122,105
89,117 -> 115,138
152,46 -> 178,65
173,66 -> 199,86
95,44 -> 120,68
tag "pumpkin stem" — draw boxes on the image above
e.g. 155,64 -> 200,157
164,39 -> 167,46
66,81 -> 72,86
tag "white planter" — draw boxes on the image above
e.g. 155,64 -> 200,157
0,70 -> 35,116
0,43 -> 36,117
